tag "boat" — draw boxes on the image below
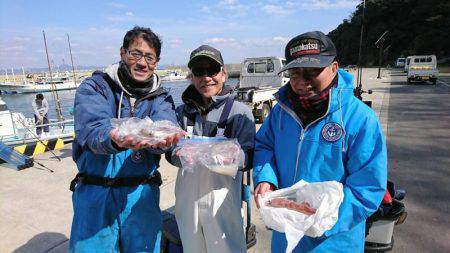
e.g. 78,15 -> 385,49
1,32 -> 82,95
160,71 -> 187,82
0,97 -> 74,146
0,72 -> 80,94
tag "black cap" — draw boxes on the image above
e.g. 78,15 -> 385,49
279,31 -> 337,73
188,45 -> 224,68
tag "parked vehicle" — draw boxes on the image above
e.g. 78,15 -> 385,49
0,98 -> 74,146
395,57 -> 406,68
344,65 -> 357,71
234,57 -> 289,122
365,181 -> 407,252
404,56 -> 412,73
407,55 -> 439,84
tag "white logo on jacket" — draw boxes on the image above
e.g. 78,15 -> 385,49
321,122 -> 343,142
131,150 -> 144,163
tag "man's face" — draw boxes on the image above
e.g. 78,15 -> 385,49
289,61 -> 338,98
191,58 -> 226,102
120,37 -> 159,82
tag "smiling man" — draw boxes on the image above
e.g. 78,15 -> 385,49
253,31 -> 387,252
167,45 -> 255,253
70,26 -> 180,252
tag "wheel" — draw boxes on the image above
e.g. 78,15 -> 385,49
258,103 -> 271,123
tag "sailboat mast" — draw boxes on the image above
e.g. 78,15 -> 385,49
22,67 -> 26,84
11,68 -> 16,84
43,30 -> 63,122
67,34 -> 77,87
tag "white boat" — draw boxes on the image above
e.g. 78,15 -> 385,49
0,72 -> 80,94
0,98 -> 74,146
160,71 -> 187,82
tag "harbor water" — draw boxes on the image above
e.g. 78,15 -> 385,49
0,77 -> 239,119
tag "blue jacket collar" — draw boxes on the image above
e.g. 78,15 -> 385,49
181,84 -> 233,116
275,69 -> 354,116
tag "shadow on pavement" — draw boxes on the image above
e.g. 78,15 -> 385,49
56,147 -> 73,160
389,73 -> 407,77
13,232 -> 68,253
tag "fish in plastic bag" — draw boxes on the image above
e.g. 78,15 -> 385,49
110,117 -> 185,145
176,137 -> 245,178
258,180 -> 344,253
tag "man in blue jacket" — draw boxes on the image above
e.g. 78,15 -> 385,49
70,26 -> 181,252
253,31 -> 387,252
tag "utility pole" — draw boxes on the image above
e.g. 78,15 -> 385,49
356,0 -> 366,88
375,31 -> 389,79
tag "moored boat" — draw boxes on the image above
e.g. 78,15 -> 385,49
0,97 -> 74,146
0,72 -> 80,94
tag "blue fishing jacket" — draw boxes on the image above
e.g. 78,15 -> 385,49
70,70 -> 177,252
253,69 -> 387,252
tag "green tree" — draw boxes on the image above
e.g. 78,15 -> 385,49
328,0 -> 450,66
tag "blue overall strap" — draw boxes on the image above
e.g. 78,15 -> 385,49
217,96 -> 234,131
186,115 -> 195,127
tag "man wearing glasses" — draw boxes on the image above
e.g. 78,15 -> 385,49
253,31 -> 387,252
167,45 -> 255,253
70,26 -> 180,252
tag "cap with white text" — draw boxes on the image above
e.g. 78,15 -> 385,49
279,31 -> 337,73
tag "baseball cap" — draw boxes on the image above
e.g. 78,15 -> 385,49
187,45 -> 224,68
279,31 -> 337,73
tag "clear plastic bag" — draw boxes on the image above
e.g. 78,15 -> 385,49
110,117 -> 185,145
177,137 -> 245,177
258,180 -> 344,253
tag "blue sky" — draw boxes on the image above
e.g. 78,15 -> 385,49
0,0 -> 359,69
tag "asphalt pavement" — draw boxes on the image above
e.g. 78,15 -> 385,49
385,70 -> 450,252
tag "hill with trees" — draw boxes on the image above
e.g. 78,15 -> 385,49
328,0 -> 450,66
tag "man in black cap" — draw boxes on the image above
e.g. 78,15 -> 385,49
253,31 -> 387,252
167,45 -> 255,253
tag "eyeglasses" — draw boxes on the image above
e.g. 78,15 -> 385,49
126,50 -> 158,65
289,67 -> 325,81
191,65 -> 222,77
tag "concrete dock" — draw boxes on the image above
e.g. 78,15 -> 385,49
1,68 -> 392,253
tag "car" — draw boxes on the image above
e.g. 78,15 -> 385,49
344,65 -> 357,71
395,58 -> 406,68
404,56 -> 412,72
406,55 -> 439,85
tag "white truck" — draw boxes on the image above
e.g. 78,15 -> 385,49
407,55 -> 439,84
234,57 -> 289,122
404,56 -> 412,72
395,57 -> 406,68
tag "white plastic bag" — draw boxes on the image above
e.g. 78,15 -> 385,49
177,137 -> 245,177
110,117 -> 185,145
258,180 -> 344,253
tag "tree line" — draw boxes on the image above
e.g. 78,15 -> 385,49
328,0 -> 450,66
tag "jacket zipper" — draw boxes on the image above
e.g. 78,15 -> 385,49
293,129 -> 305,184
129,97 -> 142,117
276,89 -> 334,185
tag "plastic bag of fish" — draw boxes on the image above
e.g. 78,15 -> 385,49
176,137 -> 245,177
258,180 -> 344,253
110,117 -> 185,145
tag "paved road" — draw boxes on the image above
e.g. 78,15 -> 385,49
386,70 -> 450,252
